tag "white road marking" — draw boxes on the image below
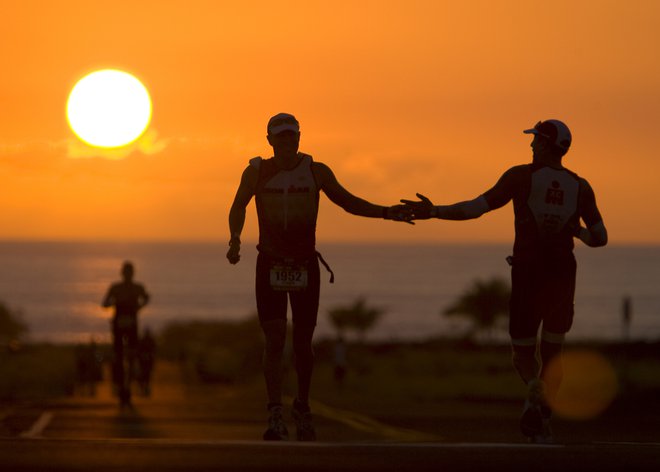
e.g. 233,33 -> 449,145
20,411 -> 54,439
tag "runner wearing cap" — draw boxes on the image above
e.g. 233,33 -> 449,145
227,112 -> 411,441
402,119 -> 607,443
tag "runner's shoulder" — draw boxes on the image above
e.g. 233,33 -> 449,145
508,163 -> 533,175
240,158 -> 261,184
310,160 -> 334,182
496,164 -> 531,186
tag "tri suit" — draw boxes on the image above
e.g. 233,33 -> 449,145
252,153 -> 321,331
482,163 -> 585,340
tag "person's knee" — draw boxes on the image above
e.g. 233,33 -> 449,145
262,319 -> 287,354
540,341 -> 562,366
292,324 -> 315,367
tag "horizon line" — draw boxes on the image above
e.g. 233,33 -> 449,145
0,238 -> 656,248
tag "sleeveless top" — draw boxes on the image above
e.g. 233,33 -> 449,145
252,153 -> 320,260
484,163 -> 582,257
514,164 -> 581,256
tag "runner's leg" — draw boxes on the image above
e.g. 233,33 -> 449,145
289,257 -> 320,404
261,319 -> 287,405
112,328 -> 129,405
509,257 -> 542,384
291,323 -> 315,403
256,253 -> 289,406
540,254 -> 575,405
540,333 -> 565,405
511,340 -> 540,384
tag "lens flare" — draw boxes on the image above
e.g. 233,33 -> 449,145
546,349 -> 618,420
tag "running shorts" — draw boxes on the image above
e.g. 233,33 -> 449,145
255,252 -> 321,330
509,252 -> 577,339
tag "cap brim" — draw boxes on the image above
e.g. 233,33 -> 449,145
523,128 -> 538,135
269,124 -> 299,135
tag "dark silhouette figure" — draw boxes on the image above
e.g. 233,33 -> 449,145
622,295 -> 632,342
102,261 -> 150,409
333,336 -> 347,390
403,119 -> 608,443
227,112 -> 411,441
620,295 -> 633,388
137,328 -> 156,396
74,338 -> 102,396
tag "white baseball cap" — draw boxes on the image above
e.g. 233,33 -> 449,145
267,113 -> 300,135
523,119 -> 572,151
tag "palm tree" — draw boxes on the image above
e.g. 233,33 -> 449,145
328,297 -> 384,342
442,277 -> 510,341
0,301 -> 28,349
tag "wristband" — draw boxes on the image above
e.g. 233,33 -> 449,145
229,236 -> 241,246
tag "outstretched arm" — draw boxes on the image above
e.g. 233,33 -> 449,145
313,162 -> 412,222
402,167 -> 519,220
402,193 -> 490,220
227,165 -> 258,264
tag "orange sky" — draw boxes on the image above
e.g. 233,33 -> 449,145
1,0 -> 658,244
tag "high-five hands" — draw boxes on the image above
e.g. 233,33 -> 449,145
400,193 -> 435,220
384,204 -> 415,224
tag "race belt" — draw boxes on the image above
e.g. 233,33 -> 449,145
269,262 -> 308,291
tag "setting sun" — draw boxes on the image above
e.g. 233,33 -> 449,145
66,69 -> 152,148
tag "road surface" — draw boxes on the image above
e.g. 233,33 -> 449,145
1,362 -> 659,471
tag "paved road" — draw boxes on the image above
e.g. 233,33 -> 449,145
2,362 -> 659,471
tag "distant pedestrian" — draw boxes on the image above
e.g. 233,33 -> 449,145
621,295 -> 633,387
403,119 -> 607,443
102,261 -> 150,409
333,336 -> 347,389
137,328 -> 157,396
75,338 -> 102,396
622,295 -> 632,342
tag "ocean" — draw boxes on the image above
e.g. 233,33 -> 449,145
0,241 -> 658,344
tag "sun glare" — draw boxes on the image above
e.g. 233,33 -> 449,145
546,349 -> 618,420
66,69 -> 152,148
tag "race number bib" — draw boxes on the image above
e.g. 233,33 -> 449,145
270,264 -> 308,291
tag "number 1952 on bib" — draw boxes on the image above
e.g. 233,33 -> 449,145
269,265 -> 309,291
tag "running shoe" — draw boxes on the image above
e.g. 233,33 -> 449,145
520,400 -> 543,439
263,404 -> 289,441
530,416 -> 555,444
520,379 -> 545,439
292,398 -> 316,441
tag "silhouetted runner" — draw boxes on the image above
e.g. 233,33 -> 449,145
227,112 -> 411,441
403,119 -> 608,443
137,327 -> 157,396
102,261 -> 150,409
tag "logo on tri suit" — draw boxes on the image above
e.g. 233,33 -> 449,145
545,180 -> 564,205
528,169 -> 578,237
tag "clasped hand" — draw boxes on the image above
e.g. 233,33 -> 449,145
400,193 -> 435,220
385,204 -> 415,224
